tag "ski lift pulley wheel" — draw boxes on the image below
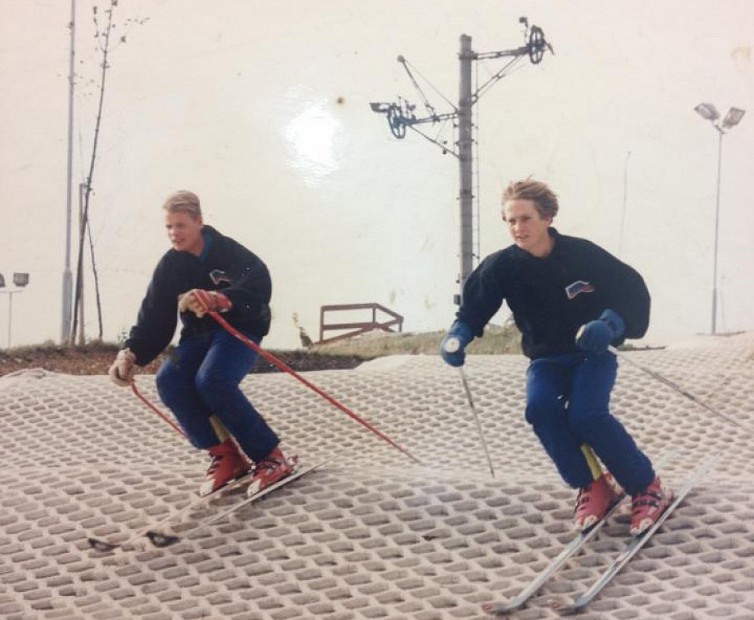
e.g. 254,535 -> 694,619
387,104 -> 407,139
528,26 -> 547,64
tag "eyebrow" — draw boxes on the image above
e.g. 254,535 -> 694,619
504,214 -> 532,221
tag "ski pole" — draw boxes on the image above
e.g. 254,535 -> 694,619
457,367 -> 496,478
443,336 -> 496,478
609,346 -> 754,435
131,381 -> 186,438
209,311 -> 423,465
131,381 -> 233,442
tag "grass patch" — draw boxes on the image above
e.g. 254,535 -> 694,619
312,322 -> 522,357
0,323 -> 523,377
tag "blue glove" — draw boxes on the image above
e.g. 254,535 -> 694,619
440,321 -> 474,367
576,309 -> 626,353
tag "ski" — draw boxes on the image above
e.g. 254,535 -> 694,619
87,465 -> 266,553
146,458 -> 325,547
482,451 -> 674,616
554,454 -> 719,615
482,492 -> 626,616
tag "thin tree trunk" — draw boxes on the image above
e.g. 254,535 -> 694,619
71,1 -> 114,344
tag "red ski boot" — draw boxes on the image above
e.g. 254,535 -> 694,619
246,446 -> 295,497
200,438 -> 251,497
574,473 -> 622,531
630,477 -> 673,535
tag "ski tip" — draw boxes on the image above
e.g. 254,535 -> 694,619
88,537 -> 119,553
481,601 -> 515,616
550,597 -> 580,615
146,530 -> 181,548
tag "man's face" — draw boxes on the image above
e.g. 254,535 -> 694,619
165,210 -> 204,255
502,198 -> 553,257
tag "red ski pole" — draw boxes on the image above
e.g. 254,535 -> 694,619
131,381 -> 186,438
209,311 -> 422,465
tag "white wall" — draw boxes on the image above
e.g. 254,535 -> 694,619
1,0 -> 752,350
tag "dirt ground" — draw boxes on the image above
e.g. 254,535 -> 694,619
0,344 -> 368,377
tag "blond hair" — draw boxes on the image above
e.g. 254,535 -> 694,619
162,190 -> 202,219
502,179 -> 559,219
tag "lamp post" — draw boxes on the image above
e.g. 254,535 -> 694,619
0,272 -> 30,349
693,103 -> 745,334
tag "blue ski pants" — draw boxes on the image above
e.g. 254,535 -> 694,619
525,351 -> 654,495
155,327 -> 279,462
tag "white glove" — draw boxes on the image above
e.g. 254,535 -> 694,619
108,348 -> 136,387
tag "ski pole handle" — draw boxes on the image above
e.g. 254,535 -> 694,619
444,337 -> 461,353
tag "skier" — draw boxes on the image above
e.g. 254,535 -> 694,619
440,179 -> 672,535
108,190 -> 293,496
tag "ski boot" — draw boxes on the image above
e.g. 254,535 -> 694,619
246,446 -> 295,497
200,437 -> 251,497
630,477 -> 673,535
574,472 -> 622,531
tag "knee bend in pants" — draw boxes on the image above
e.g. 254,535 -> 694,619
195,369 -> 242,406
567,404 -> 609,437
525,393 -> 566,429
155,363 -> 189,406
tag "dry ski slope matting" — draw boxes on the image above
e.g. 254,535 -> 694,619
1,339 -> 753,619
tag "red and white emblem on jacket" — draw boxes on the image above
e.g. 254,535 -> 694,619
565,280 -> 595,300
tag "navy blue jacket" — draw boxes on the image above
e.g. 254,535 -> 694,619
125,226 -> 271,366
457,229 -> 650,359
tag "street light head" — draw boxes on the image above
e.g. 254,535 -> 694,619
13,273 -> 29,288
722,107 -> 746,130
694,102 -> 720,122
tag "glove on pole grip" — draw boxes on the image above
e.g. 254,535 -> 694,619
575,310 -> 625,353
440,321 -> 473,367
444,337 -> 461,353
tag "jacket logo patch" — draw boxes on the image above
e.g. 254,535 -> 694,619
565,280 -> 595,300
209,269 -> 231,285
